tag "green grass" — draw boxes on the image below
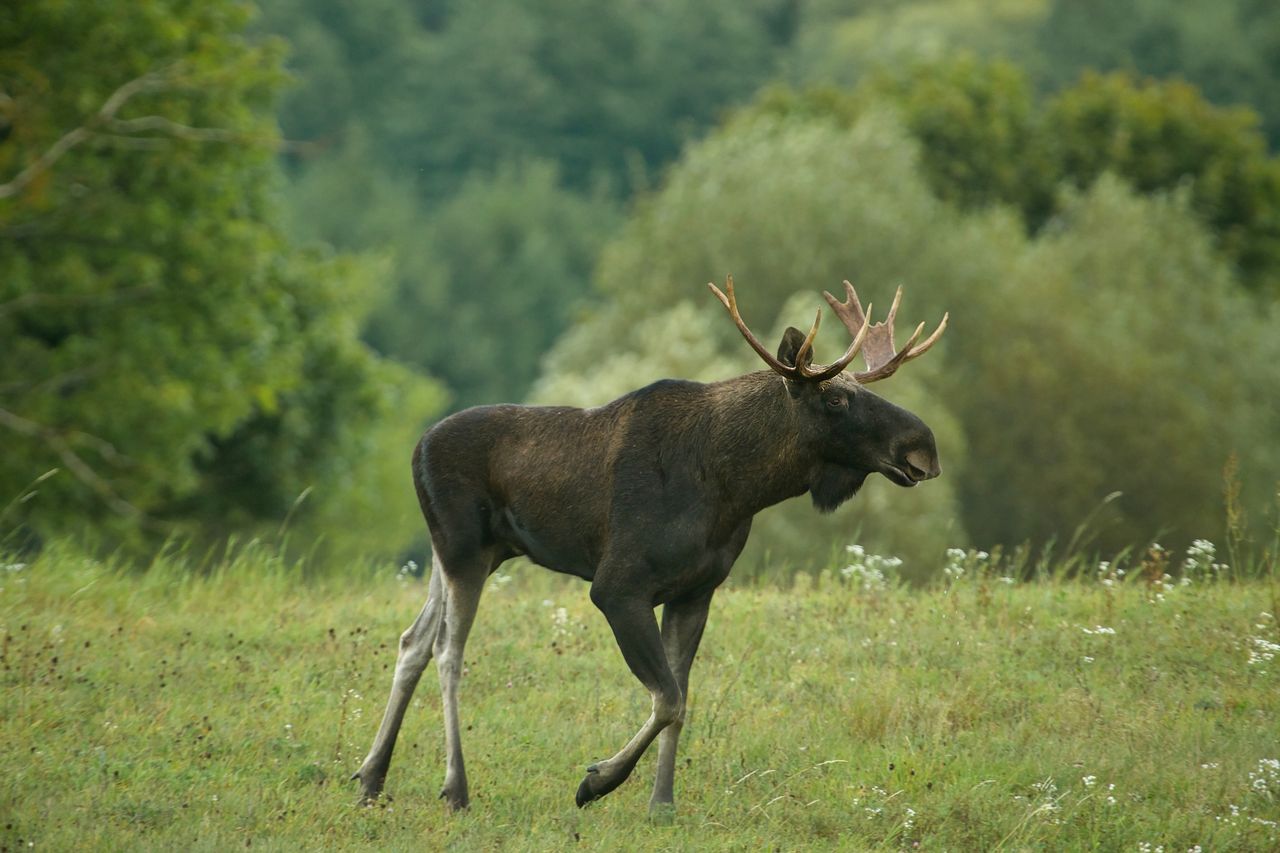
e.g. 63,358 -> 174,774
2,541 -> 1278,851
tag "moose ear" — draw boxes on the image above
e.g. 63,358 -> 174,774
776,327 -> 814,370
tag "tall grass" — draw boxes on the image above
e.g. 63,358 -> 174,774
2,535 -> 1277,851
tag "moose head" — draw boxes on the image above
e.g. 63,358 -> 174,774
709,275 -> 946,511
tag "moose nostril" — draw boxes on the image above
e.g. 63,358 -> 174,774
904,448 -> 940,479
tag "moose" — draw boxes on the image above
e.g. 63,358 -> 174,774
353,276 -> 947,812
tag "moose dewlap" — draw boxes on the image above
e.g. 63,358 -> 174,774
352,276 -> 947,812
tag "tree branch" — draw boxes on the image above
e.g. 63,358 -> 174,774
0,407 -> 141,518
0,65 -> 261,200
103,114 -> 239,142
0,70 -> 174,200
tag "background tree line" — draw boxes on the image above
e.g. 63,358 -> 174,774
2,0 -> 1277,576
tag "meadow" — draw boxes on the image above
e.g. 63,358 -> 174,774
2,540 -> 1277,851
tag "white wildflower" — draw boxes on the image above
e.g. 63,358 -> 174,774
1248,637 -> 1280,668
1181,539 -> 1228,581
840,546 -> 902,593
1249,758 -> 1280,794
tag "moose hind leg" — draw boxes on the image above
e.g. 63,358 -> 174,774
434,563 -> 487,811
650,593 -> 712,812
353,556 -> 446,802
576,583 -> 682,807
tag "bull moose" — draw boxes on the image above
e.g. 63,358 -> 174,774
353,276 -> 948,811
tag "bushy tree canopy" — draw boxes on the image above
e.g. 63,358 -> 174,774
535,109 -> 1280,561
1046,72 -> 1280,290
1038,0 -> 1280,148
0,0 -> 444,555
261,0 -> 795,198
752,60 -> 1280,295
282,146 -> 618,409
948,177 -> 1280,551
536,113 -> 979,573
9,0 -> 1279,570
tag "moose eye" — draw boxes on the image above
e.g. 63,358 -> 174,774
824,393 -> 847,410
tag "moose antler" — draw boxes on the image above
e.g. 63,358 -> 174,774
822,280 -> 948,384
708,275 -> 870,383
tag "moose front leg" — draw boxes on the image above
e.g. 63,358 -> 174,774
649,592 -> 712,812
575,583 -> 682,807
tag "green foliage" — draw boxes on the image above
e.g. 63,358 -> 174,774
792,0 -> 1280,158
750,60 -> 1280,294
790,0 -> 1048,88
8,0 -> 1280,565
258,0 -> 797,410
537,108 -> 1280,555
761,57 -> 1280,547
538,113 -> 979,572
177,254 -> 447,560
0,0 -> 445,556
255,0 -> 429,157
1046,71 -> 1280,291
4,544 -> 1278,848
859,57 -> 1057,224
283,145 -> 619,409
356,161 -> 621,409
947,177 -> 1280,552
1038,0 -> 1280,148
594,111 -> 983,324
261,0 -> 793,198
531,301 -> 746,407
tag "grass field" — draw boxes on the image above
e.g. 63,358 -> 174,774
2,541 -> 1278,851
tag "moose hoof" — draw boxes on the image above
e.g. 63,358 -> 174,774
575,762 -> 625,808
575,764 -> 600,808
439,786 -> 470,812
352,769 -> 386,805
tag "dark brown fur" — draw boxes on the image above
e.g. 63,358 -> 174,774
355,327 -> 941,811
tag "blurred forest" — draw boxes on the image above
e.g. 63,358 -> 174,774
2,0 -> 1278,577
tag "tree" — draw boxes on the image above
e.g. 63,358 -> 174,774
748,60 -> 1280,295
255,0 -> 806,411
1037,0 -> 1280,148
260,0 -> 793,200
536,109 -> 1280,563
0,0 -> 444,556
788,0 -> 1046,90
280,144 -> 619,409
1046,72 -> 1280,292
537,113 -> 979,575
947,177 -> 1280,552
859,57 -> 1056,224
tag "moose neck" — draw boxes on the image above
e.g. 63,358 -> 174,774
706,371 -> 819,519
